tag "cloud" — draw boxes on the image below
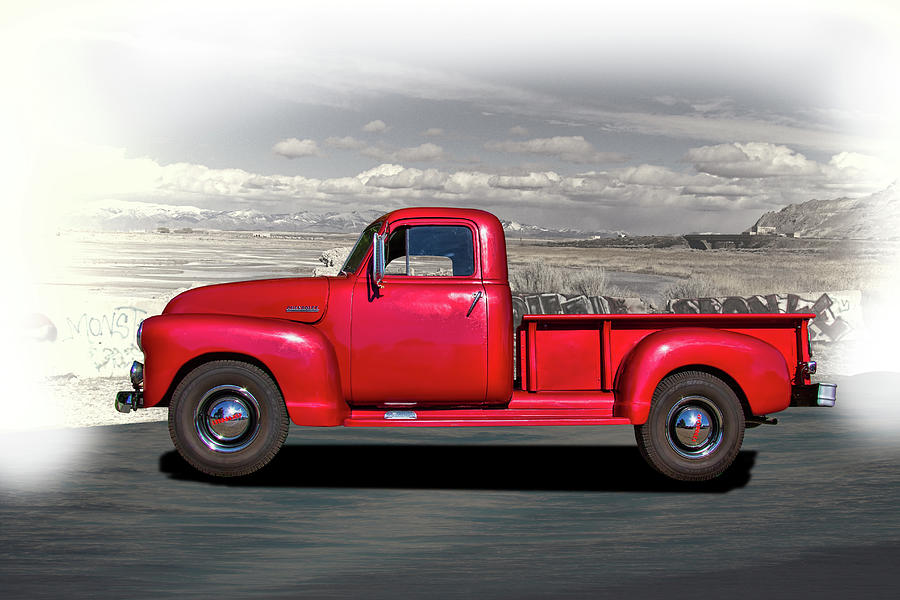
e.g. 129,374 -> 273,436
685,142 -> 819,178
362,119 -> 388,133
271,138 -> 322,159
423,128 -> 444,137
616,164 -> 714,187
825,152 -> 889,181
326,136 -> 446,162
324,136 -> 367,150
316,176 -> 366,195
361,142 -> 445,162
51,143 -> 893,235
509,125 -> 529,136
489,172 -> 560,190
366,167 -> 448,189
485,136 -> 627,164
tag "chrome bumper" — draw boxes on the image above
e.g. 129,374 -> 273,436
790,383 -> 837,407
115,360 -> 144,413
115,390 -> 143,413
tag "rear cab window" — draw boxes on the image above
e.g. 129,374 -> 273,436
385,224 -> 476,277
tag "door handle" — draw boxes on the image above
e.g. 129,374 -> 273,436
466,291 -> 483,317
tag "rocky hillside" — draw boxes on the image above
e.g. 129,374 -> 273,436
750,185 -> 899,240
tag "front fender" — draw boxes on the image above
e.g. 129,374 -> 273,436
614,327 -> 790,424
141,314 -> 348,426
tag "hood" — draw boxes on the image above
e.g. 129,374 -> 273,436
163,277 -> 330,324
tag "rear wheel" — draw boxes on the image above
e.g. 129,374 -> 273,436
168,360 -> 289,477
634,370 -> 745,481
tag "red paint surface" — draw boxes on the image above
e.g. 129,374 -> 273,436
139,207 -> 814,428
141,314 -> 348,426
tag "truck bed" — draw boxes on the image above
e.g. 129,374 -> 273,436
517,312 -> 811,394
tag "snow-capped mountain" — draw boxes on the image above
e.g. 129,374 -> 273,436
66,200 -> 383,233
65,200 -> 630,237
501,219 -> 627,239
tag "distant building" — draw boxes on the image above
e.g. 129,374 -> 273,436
749,224 -> 777,235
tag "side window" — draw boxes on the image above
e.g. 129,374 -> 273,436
383,225 -> 475,277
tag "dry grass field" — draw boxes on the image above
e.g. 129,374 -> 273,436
507,238 -> 896,300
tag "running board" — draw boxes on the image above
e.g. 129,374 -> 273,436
344,408 -> 631,427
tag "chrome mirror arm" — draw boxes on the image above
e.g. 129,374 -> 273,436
372,232 -> 386,288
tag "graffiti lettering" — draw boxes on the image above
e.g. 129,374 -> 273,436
90,346 -> 136,373
666,292 -> 855,343
63,306 -> 147,349
512,291 -> 857,344
512,293 -> 648,332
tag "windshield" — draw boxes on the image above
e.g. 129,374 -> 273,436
340,219 -> 384,275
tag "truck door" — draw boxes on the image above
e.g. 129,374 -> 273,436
350,220 -> 488,407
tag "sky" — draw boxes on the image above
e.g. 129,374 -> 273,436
2,0 -> 899,235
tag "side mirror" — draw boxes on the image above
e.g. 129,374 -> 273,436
372,232 -> 386,288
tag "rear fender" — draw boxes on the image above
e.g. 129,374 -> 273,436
141,314 -> 348,426
615,327 -> 790,424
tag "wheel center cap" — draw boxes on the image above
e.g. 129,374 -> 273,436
673,407 -> 713,448
206,397 -> 250,441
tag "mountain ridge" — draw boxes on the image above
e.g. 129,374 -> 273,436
66,199 -> 628,238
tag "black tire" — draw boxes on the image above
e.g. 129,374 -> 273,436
634,370 -> 745,481
168,360 -> 289,477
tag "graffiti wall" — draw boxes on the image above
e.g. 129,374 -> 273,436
25,294 -> 169,378
666,291 -> 862,342
512,291 -> 861,343
511,293 -> 649,332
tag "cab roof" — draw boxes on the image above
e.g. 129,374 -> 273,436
379,206 -> 500,225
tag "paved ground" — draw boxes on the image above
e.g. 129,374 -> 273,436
1,372 -> 898,599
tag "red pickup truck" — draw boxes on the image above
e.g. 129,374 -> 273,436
116,207 -> 835,481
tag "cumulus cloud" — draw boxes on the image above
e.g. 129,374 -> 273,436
616,164 -> 714,187
685,142 -> 819,178
825,152 -> 889,181
362,119 -> 388,133
272,138 -> 322,159
366,167 -> 448,189
489,172 -> 560,190
317,176 -> 366,195
509,125 -> 529,136
423,128 -> 444,137
485,136 -> 627,164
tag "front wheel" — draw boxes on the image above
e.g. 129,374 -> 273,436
634,370 -> 745,481
168,360 -> 289,477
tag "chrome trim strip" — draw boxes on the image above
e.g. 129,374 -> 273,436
384,410 -> 417,420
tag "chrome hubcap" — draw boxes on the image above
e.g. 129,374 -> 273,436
195,385 -> 260,453
665,396 -> 724,459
